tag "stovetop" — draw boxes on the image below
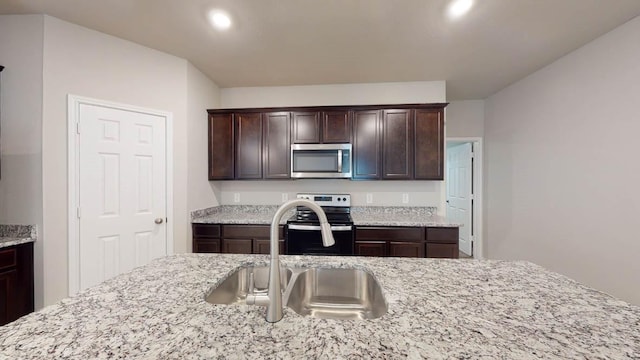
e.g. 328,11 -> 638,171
288,193 -> 352,225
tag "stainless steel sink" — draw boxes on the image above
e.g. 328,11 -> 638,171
206,266 -> 292,305
286,268 -> 388,320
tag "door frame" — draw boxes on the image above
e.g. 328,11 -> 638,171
67,95 -> 174,296
446,137 -> 483,259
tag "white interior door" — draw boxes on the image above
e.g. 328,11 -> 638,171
446,143 -> 473,256
78,103 -> 167,290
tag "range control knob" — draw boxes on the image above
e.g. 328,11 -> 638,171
342,197 -> 347,201
337,198 -> 341,201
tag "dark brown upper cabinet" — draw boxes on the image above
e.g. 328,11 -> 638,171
207,103 -> 446,181
292,110 -> 351,144
235,113 -> 263,179
263,112 -> 291,179
414,108 -> 444,180
382,109 -> 414,180
352,110 -> 382,180
321,110 -> 351,143
208,113 -> 234,180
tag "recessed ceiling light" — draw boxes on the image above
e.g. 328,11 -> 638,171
447,0 -> 473,19
208,10 -> 232,30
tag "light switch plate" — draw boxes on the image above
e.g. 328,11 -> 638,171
282,193 -> 288,202
366,193 -> 373,204
233,193 -> 240,203
402,193 -> 409,204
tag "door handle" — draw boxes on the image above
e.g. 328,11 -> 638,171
155,218 -> 164,224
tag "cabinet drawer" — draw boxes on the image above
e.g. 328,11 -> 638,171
222,239 -> 253,254
194,239 -> 221,253
426,243 -> 458,258
426,227 -> 458,243
356,227 -> 424,241
389,241 -> 425,258
0,248 -> 17,271
223,225 -> 283,239
192,224 -> 221,238
355,241 -> 387,257
253,239 -> 285,255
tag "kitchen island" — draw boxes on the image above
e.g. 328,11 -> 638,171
0,254 -> 638,358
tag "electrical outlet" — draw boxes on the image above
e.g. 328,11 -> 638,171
366,193 -> 373,204
402,193 -> 409,204
282,193 -> 288,202
233,193 -> 240,203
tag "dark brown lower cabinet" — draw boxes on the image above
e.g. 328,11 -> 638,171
0,242 -> 34,326
355,225 -> 459,259
192,224 -> 284,254
354,241 -> 387,257
425,227 -> 459,259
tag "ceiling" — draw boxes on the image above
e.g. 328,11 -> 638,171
1,0 -> 640,100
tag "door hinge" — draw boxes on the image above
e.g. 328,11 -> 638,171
470,194 -> 475,200
76,122 -> 80,134
77,207 -> 81,219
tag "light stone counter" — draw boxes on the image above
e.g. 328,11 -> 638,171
0,224 -> 36,249
0,254 -> 638,359
191,205 -> 460,227
351,206 -> 460,227
191,205 -> 293,225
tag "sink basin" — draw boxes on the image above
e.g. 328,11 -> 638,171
286,268 -> 387,320
206,266 -> 292,305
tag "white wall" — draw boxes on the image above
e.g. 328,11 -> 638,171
41,16 -> 192,305
446,100 -> 484,138
0,15 -> 45,309
221,81 -> 446,108
186,63 -> 221,250
216,81 -> 448,212
485,16 -> 640,305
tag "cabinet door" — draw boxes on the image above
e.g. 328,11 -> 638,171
222,239 -> 253,254
0,269 -> 17,326
389,242 -> 425,258
352,110 -> 381,179
322,111 -> 351,143
382,109 -> 414,179
194,239 -> 221,253
263,112 -> 291,179
355,241 -> 387,257
254,239 -> 285,255
235,113 -> 263,179
426,243 -> 458,258
291,112 -> 320,144
414,108 -> 444,180
208,113 -> 234,180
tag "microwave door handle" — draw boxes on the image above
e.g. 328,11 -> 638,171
337,149 -> 343,173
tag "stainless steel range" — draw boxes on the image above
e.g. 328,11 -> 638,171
285,193 -> 354,255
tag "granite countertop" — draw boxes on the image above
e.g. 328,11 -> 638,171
191,205 -> 294,225
0,224 -> 36,249
192,205 -> 461,227
1,254 -> 638,358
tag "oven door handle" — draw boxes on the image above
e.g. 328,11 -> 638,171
288,224 -> 352,231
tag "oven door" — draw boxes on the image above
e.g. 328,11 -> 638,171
286,224 -> 354,255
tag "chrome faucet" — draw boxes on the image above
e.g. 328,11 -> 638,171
246,199 -> 335,322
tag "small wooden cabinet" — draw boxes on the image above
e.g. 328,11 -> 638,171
425,227 -> 459,258
414,108 -> 444,180
291,110 -> 351,144
355,226 -> 458,259
355,227 -> 425,257
0,242 -> 34,326
192,224 -> 284,254
382,109 -> 414,180
352,110 -> 382,179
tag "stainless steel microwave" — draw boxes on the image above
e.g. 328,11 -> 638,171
290,144 -> 352,179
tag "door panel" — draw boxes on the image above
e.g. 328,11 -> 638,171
79,104 -> 167,291
414,109 -> 443,180
235,113 -> 263,179
352,110 -> 381,179
446,143 -> 473,256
